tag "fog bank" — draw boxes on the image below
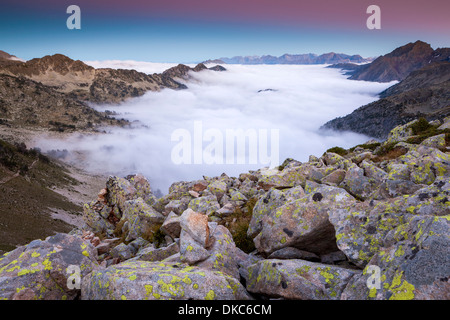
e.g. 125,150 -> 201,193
36,63 -> 395,193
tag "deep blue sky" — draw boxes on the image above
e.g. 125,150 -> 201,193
1,0 -> 449,62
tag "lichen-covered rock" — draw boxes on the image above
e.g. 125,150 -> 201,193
160,211 -> 181,239
245,259 -> 360,300
321,152 -> 345,166
403,177 -> 450,215
106,176 -> 137,214
257,167 -> 306,191
328,200 -> 412,268
351,151 -> 373,164
207,180 -> 228,201
188,195 -> 220,216
125,174 -> 157,206
82,201 -> 115,235
395,145 -> 449,185
163,199 -> 189,216
321,169 -> 346,185
197,222 -> 242,279
255,185 -> 355,256
377,179 -> 423,198
132,242 -> 179,262
196,223 -> 241,279
267,247 -> 320,261
248,188 -> 288,238
0,233 -> 98,300
339,166 -> 377,200
238,178 -> 258,199
342,215 -> 450,300
420,134 -> 446,149
121,198 -> 165,242
228,189 -> 248,202
384,120 -> 416,144
360,160 -> 388,182
81,261 -> 252,300
179,229 -> 211,265
437,116 -> 450,130
110,243 -> 134,261
387,163 -> 411,181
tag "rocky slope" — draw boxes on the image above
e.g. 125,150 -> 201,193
1,117 -> 448,300
0,74 -> 127,131
0,51 -> 227,130
217,52 -> 370,65
322,61 -> 450,139
0,137 -> 106,254
0,50 -> 23,62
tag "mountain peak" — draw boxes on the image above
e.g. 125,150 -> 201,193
349,40 -> 437,82
0,50 -> 23,61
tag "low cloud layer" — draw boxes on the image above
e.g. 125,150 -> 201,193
36,63 -> 395,193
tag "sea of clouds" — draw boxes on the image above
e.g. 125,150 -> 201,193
35,62 -> 395,194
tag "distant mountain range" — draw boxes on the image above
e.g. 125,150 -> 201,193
204,52 -> 371,65
323,41 -> 450,138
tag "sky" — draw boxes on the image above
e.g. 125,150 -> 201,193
1,0 -> 449,62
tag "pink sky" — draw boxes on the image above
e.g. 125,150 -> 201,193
83,0 -> 449,34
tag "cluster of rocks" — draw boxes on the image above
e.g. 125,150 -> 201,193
0,118 -> 449,300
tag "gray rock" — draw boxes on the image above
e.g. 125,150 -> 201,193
420,134 -> 446,148
255,185 -> 355,256
121,198 -> 165,242
133,242 -> 179,262
342,215 -> 450,300
81,261 -> 252,300
128,237 -> 150,255
257,167 -> 306,191
0,233 -> 98,300
339,166 -> 377,200
268,247 -> 320,261
179,229 -> 210,265
360,160 -> 388,182
328,200 -> 411,268
82,201 -> 115,235
188,195 -> 220,216
106,176 -> 137,215
126,174 -> 157,206
246,259 -> 360,300
196,223 -> 241,279
207,180 -> 228,200
321,152 -> 345,166
160,211 -> 181,239
110,243 -> 134,261
387,163 -> 411,180
321,169 -> 346,185
320,251 -> 348,265
247,188 -> 288,239
163,199 -> 189,216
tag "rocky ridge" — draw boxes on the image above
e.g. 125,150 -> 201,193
0,52 -> 226,131
0,52 -> 226,104
322,61 -> 450,139
334,40 -> 450,82
1,117 -> 449,300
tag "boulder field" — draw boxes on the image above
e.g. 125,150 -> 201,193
1,117 -> 449,300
